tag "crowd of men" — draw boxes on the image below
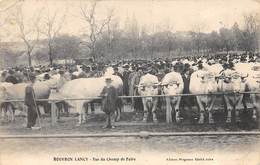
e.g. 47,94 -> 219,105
1,52 -> 259,114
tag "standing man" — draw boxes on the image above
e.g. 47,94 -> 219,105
122,65 -> 131,96
100,78 -> 118,129
5,69 -> 18,84
180,64 -> 194,112
113,67 -> 123,80
24,73 -> 38,129
131,66 -> 144,115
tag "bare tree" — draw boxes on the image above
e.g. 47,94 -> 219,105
190,23 -> 206,54
40,6 -> 67,66
80,0 -> 113,61
124,14 -> 140,58
159,19 -> 175,56
104,18 -> 119,59
243,13 -> 260,52
13,4 -> 41,66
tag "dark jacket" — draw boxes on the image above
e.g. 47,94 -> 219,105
100,86 -> 118,114
5,75 -> 18,84
122,70 -> 131,95
181,73 -> 191,94
25,84 -> 36,107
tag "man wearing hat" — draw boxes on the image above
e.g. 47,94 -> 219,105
113,67 -> 123,80
5,69 -> 19,84
24,73 -> 38,129
122,65 -> 131,96
100,77 -> 118,129
129,66 -> 144,114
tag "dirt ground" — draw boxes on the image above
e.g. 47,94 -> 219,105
0,101 -> 259,135
0,105 -> 260,165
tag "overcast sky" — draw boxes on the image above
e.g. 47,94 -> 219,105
0,0 -> 260,42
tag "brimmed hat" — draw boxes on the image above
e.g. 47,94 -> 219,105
123,64 -> 129,68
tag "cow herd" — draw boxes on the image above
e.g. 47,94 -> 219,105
0,56 -> 260,127
137,60 -> 260,125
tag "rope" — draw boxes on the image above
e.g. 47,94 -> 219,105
1,91 -> 260,103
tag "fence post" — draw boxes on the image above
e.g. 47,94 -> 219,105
51,101 -> 57,126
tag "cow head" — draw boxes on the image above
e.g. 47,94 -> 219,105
138,83 -> 159,112
162,81 -> 180,95
138,83 -> 159,96
225,71 -> 245,92
197,72 -> 215,83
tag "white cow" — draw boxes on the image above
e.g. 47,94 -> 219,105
245,62 -> 260,122
218,68 -> 247,123
190,68 -> 219,124
49,75 -> 123,125
0,82 -> 13,121
0,81 -> 51,122
161,71 -> 184,123
137,73 -> 159,123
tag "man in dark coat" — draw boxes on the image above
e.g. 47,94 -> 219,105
5,70 -> 18,84
180,64 -> 194,111
100,78 -> 118,129
24,73 -> 39,129
113,67 -> 123,80
122,65 -> 131,96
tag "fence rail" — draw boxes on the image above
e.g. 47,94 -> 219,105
1,91 -> 260,103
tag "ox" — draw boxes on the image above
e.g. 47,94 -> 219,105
0,82 -> 14,121
49,75 -> 123,125
190,68 -> 219,124
245,62 -> 260,123
161,71 -> 184,123
218,68 -> 247,123
137,73 -> 159,123
0,81 -> 51,122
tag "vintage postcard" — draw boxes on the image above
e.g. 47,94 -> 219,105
0,0 -> 260,164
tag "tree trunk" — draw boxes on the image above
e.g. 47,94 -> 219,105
28,51 -> 32,67
91,42 -> 96,62
49,47 -> 53,66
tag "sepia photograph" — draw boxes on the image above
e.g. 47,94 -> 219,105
0,0 -> 260,164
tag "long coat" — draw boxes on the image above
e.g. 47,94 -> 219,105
122,70 -> 131,95
100,86 -> 118,114
181,73 -> 191,94
25,84 -> 36,107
